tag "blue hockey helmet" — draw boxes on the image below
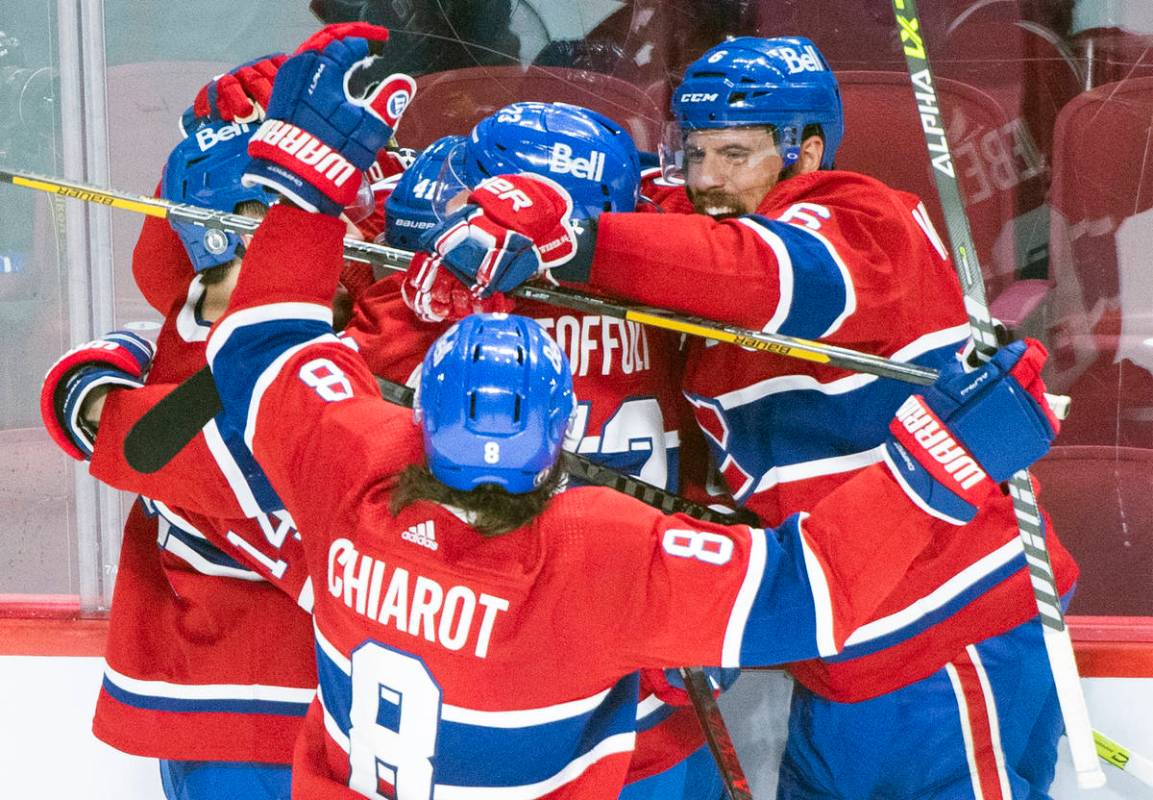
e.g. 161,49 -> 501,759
416,313 -> 575,495
161,120 -> 272,272
463,101 -> 642,218
671,36 -> 843,169
383,134 -> 467,250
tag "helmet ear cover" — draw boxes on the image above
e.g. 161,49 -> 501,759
161,120 -> 271,273
416,314 -> 576,495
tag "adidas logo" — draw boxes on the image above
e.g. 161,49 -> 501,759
401,520 -> 438,551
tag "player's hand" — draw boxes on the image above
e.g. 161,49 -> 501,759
243,23 -> 416,216
430,174 -> 579,297
40,331 -> 154,460
641,667 -> 741,707
883,338 -> 1059,525
179,53 -> 288,136
402,252 -> 515,324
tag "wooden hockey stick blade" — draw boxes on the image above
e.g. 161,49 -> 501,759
679,667 -> 754,800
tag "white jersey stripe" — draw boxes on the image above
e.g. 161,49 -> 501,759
797,513 -> 838,657
103,663 -> 315,704
722,526 -> 768,666
844,539 -> 1024,647
735,217 -> 794,334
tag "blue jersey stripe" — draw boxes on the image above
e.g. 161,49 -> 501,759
101,676 -> 310,717
736,516 -> 822,666
742,215 -> 850,339
688,337 -> 963,498
315,639 -> 640,788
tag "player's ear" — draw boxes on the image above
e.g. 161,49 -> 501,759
796,134 -> 825,174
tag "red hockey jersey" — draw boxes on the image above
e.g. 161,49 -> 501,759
205,204 -> 1034,798
577,169 -> 1078,701
86,214 -> 317,763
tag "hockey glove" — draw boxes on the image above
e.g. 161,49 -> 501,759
244,23 -> 416,216
179,53 -> 288,136
883,338 -> 1059,525
40,330 -> 154,460
430,174 -> 579,298
402,252 -> 516,324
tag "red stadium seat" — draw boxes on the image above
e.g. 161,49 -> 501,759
1046,77 -> 1153,448
1031,446 -> 1153,616
836,71 -> 1023,303
403,65 -> 665,152
105,61 -> 232,323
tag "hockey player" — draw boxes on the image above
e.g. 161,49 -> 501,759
403,35 -> 1080,798
199,48 -> 1063,792
343,103 -> 728,798
38,23 -> 412,800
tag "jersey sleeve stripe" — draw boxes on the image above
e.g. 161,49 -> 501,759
797,512 -> 839,657
738,215 -> 854,339
839,539 -> 1025,656
146,498 -> 264,581
734,216 -> 794,333
721,526 -> 767,667
102,663 -> 314,709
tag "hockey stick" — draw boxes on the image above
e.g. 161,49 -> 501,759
0,167 -> 1069,462
891,0 -> 1105,788
1094,731 -> 1153,787
0,166 -> 986,388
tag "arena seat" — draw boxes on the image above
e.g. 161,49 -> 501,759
836,71 -> 1023,304
1046,77 -> 1153,448
105,60 -> 231,323
403,65 -> 664,152
1031,446 -> 1153,616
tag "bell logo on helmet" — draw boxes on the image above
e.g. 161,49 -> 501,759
766,44 -> 825,74
548,143 -> 605,182
194,120 -> 253,152
707,50 -> 727,63
679,92 -> 720,103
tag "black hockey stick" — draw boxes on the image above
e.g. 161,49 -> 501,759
679,667 -> 754,800
891,0 -> 1104,787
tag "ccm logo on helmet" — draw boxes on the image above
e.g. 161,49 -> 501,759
765,44 -> 826,74
893,395 -> 987,490
195,121 -> 253,152
548,143 -> 604,182
679,92 -> 719,103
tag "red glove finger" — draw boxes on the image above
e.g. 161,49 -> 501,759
296,22 -> 390,54
1008,338 -> 1061,435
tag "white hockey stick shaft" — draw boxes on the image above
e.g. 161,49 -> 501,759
890,0 -> 1105,788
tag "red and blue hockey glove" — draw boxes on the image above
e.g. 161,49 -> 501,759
401,252 -> 516,324
430,174 -> 579,297
642,667 -> 742,707
883,338 -> 1059,525
40,330 -> 154,460
244,23 -> 416,216
179,53 -> 288,136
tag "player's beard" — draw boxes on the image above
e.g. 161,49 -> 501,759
686,188 -> 748,219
